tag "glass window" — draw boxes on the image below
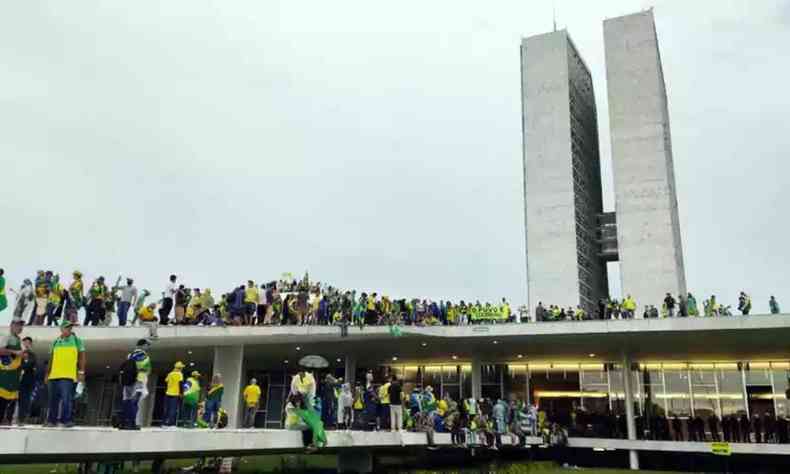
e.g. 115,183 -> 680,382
581,368 -> 608,385
664,370 -> 691,417
745,365 -> 771,386
403,366 -> 419,386
266,385 -> 286,428
691,385 -> 718,419
481,364 -> 502,384
443,385 -> 461,403
461,365 -> 472,399
504,365 -> 527,403
641,369 -> 666,417
609,366 -> 625,415
442,365 -> 459,384
581,368 -> 610,415
423,366 -> 442,392
773,369 -> 789,418
717,369 -> 746,416
481,385 -> 501,400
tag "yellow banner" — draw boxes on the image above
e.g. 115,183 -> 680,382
711,442 -> 731,456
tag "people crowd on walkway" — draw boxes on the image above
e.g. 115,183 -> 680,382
536,290 -> 780,321
3,313 -> 790,453
1,269 -> 783,331
566,408 -> 790,445
3,270 -> 526,329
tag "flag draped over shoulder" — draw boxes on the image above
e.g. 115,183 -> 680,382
295,408 -> 326,447
0,275 -> 8,312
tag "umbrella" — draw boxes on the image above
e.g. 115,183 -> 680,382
299,355 -> 329,369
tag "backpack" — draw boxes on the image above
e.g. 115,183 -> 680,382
120,358 -> 138,387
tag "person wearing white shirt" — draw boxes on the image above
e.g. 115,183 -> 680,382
159,274 -> 177,325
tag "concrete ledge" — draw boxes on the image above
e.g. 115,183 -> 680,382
567,437 -> 790,455
14,313 -> 790,351
1,427 -> 788,463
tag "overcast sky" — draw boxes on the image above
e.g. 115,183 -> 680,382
1,0 -> 788,324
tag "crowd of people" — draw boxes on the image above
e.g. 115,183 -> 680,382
566,408 -> 790,445
3,315 -> 790,455
0,269 -> 783,333
281,368 -> 552,451
536,291 -> 782,321
2,269 -> 524,331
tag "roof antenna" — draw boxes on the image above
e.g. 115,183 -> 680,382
552,0 -> 557,32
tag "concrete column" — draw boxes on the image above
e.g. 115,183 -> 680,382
344,356 -> 357,385
621,354 -> 639,470
213,345 -> 245,429
470,357 -> 482,400
338,450 -> 373,473
138,372 -> 158,427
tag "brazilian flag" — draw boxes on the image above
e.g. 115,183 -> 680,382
0,275 -> 7,313
295,408 -> 327,447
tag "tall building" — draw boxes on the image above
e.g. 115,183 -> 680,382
521,30 -> 608,316
604,10 -> 687,308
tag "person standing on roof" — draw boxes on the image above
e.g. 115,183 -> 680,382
64,271 -> 83,324
161,275 -> 177,325
622,295 -> 637,319
738,291 -> 752,315
120,339 -> 151,430
769,296 -> 781,315
0,269 -> 7,314
117,278 -> 138,327
663,293 -> 676,318
687,293 -> 698,316
244,281 -> 259,326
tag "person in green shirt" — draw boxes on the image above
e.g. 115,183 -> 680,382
0,269 -> 8,313
180,371 -> 201,428
203,373 -> 224,428
120,339 -> 151,430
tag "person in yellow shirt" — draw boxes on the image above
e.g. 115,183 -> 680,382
244,281 -> 259,325
163,361 -> 185,427
45,320 -> 86,427
47,280 -> 64,326
242,378 -> 262,428
378,380 -> 391,430
137,303 -> 159,338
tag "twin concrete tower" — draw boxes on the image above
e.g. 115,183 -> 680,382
521,10 -> 686,316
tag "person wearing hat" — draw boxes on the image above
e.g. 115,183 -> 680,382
180,370 -> 202,428
0,319 -> 24,424
163,361 -> 186,427
119,339 -> 151,430
65,271 -> 84,324
44,320 -> 85,427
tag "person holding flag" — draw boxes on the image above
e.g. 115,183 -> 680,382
0,269 -> 7,314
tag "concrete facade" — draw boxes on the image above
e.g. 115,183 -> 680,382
212,345 -> 245,428
604,10 -> 687,310
521,30 -> 607,316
